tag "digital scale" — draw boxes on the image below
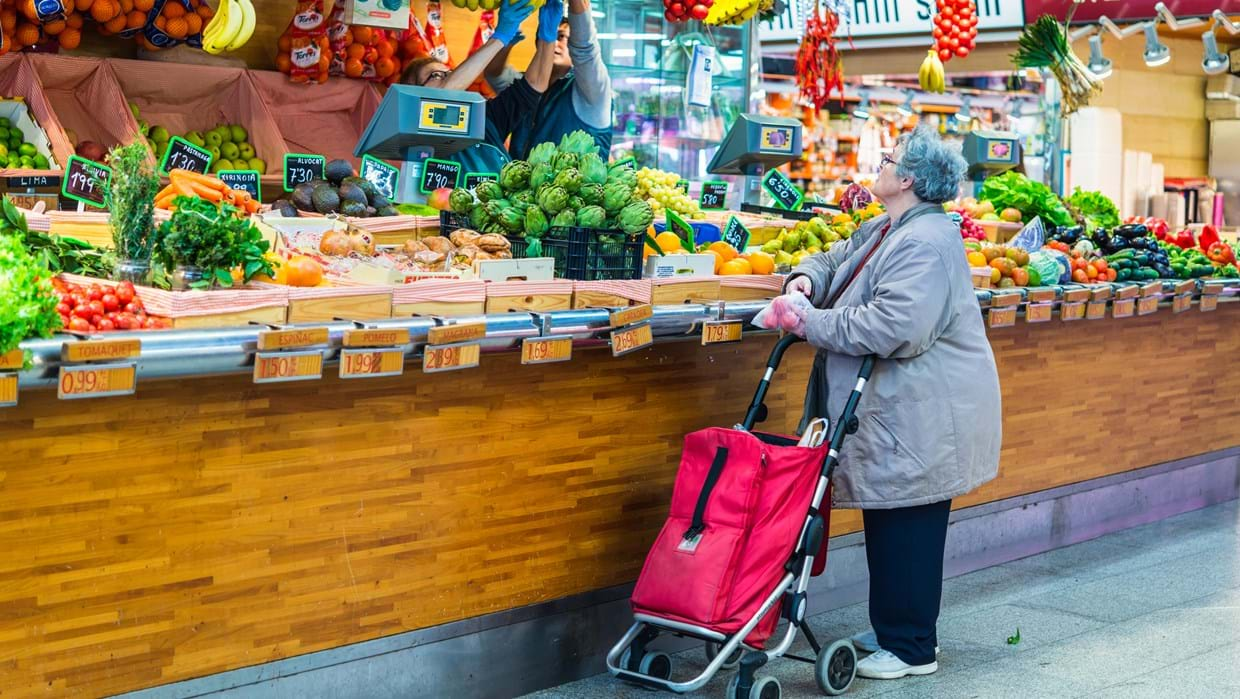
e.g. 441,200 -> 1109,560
706,114 -> 803,207
961,130 -> 1022,196
354,85 -> 486,205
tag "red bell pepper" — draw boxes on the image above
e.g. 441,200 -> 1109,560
1207,241 -> 1235,265
1173,228 -> 1196,249
1198,225 -> 1221,254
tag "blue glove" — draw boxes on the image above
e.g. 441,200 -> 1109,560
494,0 -> 534,47
536,0 -> 565,43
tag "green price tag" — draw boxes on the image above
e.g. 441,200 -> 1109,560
762,169 -> 803,211
61,155 -> 111,208
160,136 -> 213,176
283,153 -> 325,192
676,180 -> 689,194
666,209 -> 694,250
700,181 -> 728,210
419,158 -> 461,193
721,216 -> 751,252
613,157 -> 636,171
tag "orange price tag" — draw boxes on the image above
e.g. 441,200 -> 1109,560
1061,302 -> 1086,321
1200,295 -> 1219,312
1025,303 -> 1052,323
0,349 -> 23,370
60,338 -> 140,363
611,322 -> 654,356
57,362 -> 137,399
1140,281 -> 1163,297
1062,288 -> 1090,304
422,342 -> 481,373
427,322 -> 486,345
342,328 -> 411,348
253,350 -> 324,383
255,328 -> 330,351
609,304 -> 654,329
339,348 -> 405,379
1090,286 -> 1112,302
521,336 -> 573,365
1137,296 -> 1159,316
988,307 -> 1016,329
701,320 -> 743,344
0,374 -> 16,407
1172,294 -> 1192,313
1086,301 -> 1108,320
1115,285 -> 1139,300
1113,298 -> 1135,318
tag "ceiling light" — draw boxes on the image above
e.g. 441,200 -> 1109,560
1142,22 -> 1171,67
1087,33 -> 1113,79
1202,31 -> 1229,75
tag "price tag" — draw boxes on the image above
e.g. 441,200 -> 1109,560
0,349 -> 23,370
1174,280 -> 1196,296
699,181 -> 728,210
1114,285 -> 1139,300
256,327 -> 330,351
7,175 -> 60,188
721,216 -> 750,252
360,154 -> 399,201
1137,295 -> 1160,316
0,373 -> 15,408
342,328 -> 410,348
609,304 -> 653,329
160,136 -> 212,175
676,180 -> 690,194
521,335 -> 573,365
1140,281 -> 1163,297
427,322 -> 485,345
419,158 -> 461,194
666,210 -> 695,250
464,172 -> 498,190
611,322 -> 653,356
283,153 -> 325,191
988,307 -> 1016,328
339,348 -> 405,379
1025,303 -> 1052,323
1113,297 -> 1136,318
218,170 -> 261,200
1061,301 -> 1086,321
61,338 -> 140,363
1200,294 -> 1219,312
701,320 -> 743,345
61,155 -> 111,208
253,350 -> 324,383
57,362 -> 137,399
1090,285 -> 1112,302
422,341 -> 481,373
1086,300 -> 1108,320
1172,294 -> 1192,313
1062,287 -> 1090,304
761,169 -> 803,211
612,157 -> 636,171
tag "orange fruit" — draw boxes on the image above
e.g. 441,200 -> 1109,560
76,0 -> 94,12
374,57 -> 396,78
126,10 -> 145,28
719,258 -> 753,276
165,16 -> 188,37
19,0 -> 36,20
66,12 -> 84,28
966,250 -> 987,267
14,22 -> 40,46
377,41 -> 394,58
317,54 -> 331,72
277,34 -> 291,52
707,240 -> 737,261
703,249 -> 725,273
344,57 -> 364,78
1,10 -> 16,32
153,14 -> 164,29
43,19 -> 65,34
162,1 -> 184,17
58,27 -> 81,49
90,0 -> 115,22
363,46 -> 378,63
104,13 -> 126,31
184,13 -> 201,33
654,231 -> 684,253
275,53 -> 292,73
352,26 -> 372,45
195,3 -> 212,18
119,0 -> 132,12
746,251 -> 775,275
345,42 -> 365,60
134,0 -> 152,9
284,255 -> 323,287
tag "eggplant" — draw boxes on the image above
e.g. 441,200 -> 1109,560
1114,223 -> 1149,239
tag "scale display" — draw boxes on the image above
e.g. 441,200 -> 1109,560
419,101 -> 472,135
707,114 -> 803,176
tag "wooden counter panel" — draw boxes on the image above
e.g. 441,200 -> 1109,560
2,305 -> 1239,696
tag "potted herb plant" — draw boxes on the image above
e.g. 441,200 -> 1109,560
152,196 -> 275,290
107,142 -> 160,284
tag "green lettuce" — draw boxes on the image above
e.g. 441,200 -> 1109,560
979,171 -> 1074,228
1065,187 -> 1119,232
0,199 -> 61,358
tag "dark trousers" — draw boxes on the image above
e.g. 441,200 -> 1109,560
862,498 -> 952,667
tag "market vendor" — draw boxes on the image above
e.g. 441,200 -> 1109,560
399,0 -> 561,174
784,126 -> 1002,682
484,0 -> 612,160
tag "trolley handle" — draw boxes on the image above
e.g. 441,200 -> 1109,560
741,335 -> 804,430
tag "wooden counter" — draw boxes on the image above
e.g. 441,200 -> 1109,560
2,304 -> 1240,697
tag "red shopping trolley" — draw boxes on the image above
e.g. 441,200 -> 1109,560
607,335 -> 876,698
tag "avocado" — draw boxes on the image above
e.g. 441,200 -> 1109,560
343,176 -> 379,202
311,184 -> 341,214
291,183 -> 316,211
325,159 -> 355,185
376,205 -> 399,217
338,182 -> 367,205
369,192 -> 391,210
339,200 -> 367,217
272,199 -> 299,218
365,206 -> 377,217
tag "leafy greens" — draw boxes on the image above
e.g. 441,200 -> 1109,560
978,171 -> 1074,228
1065,187 -> 1120,232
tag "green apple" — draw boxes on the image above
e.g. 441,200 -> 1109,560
150,125 -> 171,144
220,141 -> 239,160
229,125 -> 247,144
129,102 -> 139,119
185,131 -> 205,148
237,142 -> 255,160
204,131 -> 223,148
247,157 -> 266,173
211,158 -> 234,174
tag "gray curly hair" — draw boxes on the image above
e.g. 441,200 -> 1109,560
894,126 -> 968,204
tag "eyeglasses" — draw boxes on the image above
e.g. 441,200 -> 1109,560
423,69 -> 449,85
880,153 -> 898,170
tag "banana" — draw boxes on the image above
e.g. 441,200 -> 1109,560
225,0 -> 255,51
466,0 -> 478,10
203,0 -> 240,54
918,50 -> 946,94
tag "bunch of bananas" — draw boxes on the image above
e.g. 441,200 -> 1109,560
203,0 -> 255,54
704,0 -> 760,25
918,49 -> 946,93
449,0 -> 545,9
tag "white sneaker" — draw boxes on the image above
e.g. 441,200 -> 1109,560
855,649 -> 939,680
850,629 -> 939,656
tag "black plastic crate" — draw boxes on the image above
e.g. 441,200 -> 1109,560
439,210 -> 471,236
441,212 -> 642,280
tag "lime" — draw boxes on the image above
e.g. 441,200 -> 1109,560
33,154 -> 48,169
229,125 -> 247,144
247,157 -> 266,173
220,141 -> 239,160
0,144 -> 8,159
19,155 -> 34,168
211,159 -> 234,173
18,143 -> 36,157
5,155 -> 18,168
8,137 -> 20,151
0,127 -> 9,141
0,118 -> 10,128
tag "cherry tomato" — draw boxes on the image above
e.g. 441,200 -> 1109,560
964,38 -> 976,50
143,318 -> 160,330
955,45 -> 969,57
941,6 -> 953,18
948,37 -> 961,49
72,304 -> 93,319
690,3 -> 709,19
101,293 -> 120,312
96,318 -> 116,332
933,26 -> 944,39
87,284 -> 103,301
70,293 -> 88,309
664,8 -> 678,20
124,301 -> 144,314
55,302 -> 70,315
939,47 -> 953,62
87,300 -> 105,317
116,284 -> 135,304
68,317 -> 91,332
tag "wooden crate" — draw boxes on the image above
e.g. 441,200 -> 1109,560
486,292 -> 573,313
392,300 -> 486,317
651,278 -> 722,305
167,305 -> 288,329
286,291 -> 392,323
573,290 -> 639,309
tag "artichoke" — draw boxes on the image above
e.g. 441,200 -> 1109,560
499,160 -> 531,193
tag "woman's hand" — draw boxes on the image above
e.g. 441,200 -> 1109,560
787,275 -> 813,299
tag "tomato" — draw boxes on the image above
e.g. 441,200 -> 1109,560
96,318 -> 116,332
70,293 -> 89,309
932,26 -> 944,39
87,284 -> 104,301
142,317 -> 160,330
55,302 -> 70,315
948,37 -> 960,49
664,8 -> 678,20
115,285 -> 135,304
955,45 -> 969,57
124,301 -> 144,314
68,317 -> 91,332
101,293 -> 120,312
71,303 -> 94,319
939,47 -> 953,62
87,300 -> 105,317
964,38 -> 976,50
690,3 -> 708,18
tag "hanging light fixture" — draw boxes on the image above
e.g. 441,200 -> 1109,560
1142,22 -> 1171,67
898,90 -> 916,117
1087,32 -> 1113,79
955,97 -> 972,123
853,91 -> 872,120
1204,10 -> 1240,75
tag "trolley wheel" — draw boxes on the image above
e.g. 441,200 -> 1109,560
815,639 -> 857,696
639,651 -> 673,680
704,641 -> 743,671
727,674 -> 782,699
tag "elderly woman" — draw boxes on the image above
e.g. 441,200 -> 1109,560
785,126 -> 1001,680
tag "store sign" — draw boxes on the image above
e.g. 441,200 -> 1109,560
521,336 -> 573,365
253,350 -> 324,383
339,348 -> 405,379
762,169 -> 803,211
700,181 -> 728,210
1025,0 -> 1216,23
283,153 -> 325,192
7,175 -> 59,188
666,210 -> 696,249
702,320 -> 743,345
611,322 -> 653,357
61,156 -> 110,208
423,342 -> 481,373
722,216 -> 751,252
464,172 -> 498,190
57,362 -> 137,399
762,0 -> 1025,40
0,373 -> 16,408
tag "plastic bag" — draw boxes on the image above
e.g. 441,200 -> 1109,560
752,293 -> 814,337
1009,215 -> 1046,253
1032,249 -> 1071,284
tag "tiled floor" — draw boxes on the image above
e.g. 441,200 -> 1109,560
524,500 -> 1240,699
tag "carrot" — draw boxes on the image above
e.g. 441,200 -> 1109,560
172,177 -> 197,198
169,168 -> 228,190
187,180 -> 224,202
156,183 -> 177,200
154,194 -> 176,210
245,198 -> 260,214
